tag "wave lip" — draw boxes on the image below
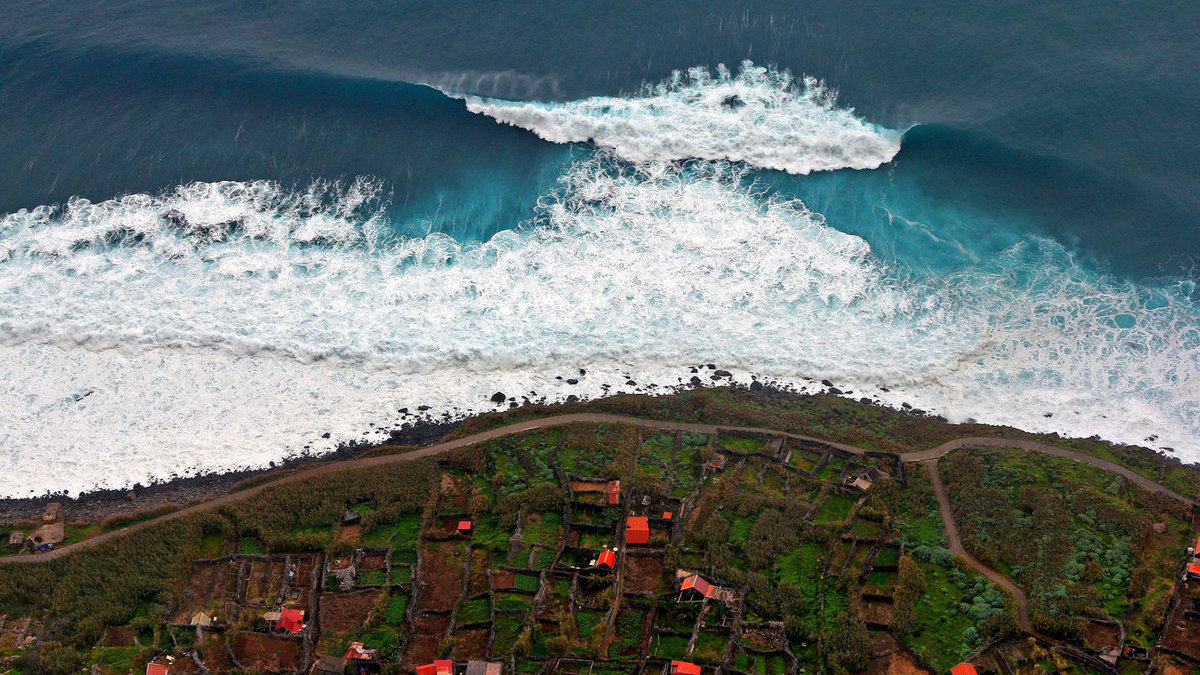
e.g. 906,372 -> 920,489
458,61 -> 901,174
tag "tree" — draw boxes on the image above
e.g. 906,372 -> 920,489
823,611 -> 872,675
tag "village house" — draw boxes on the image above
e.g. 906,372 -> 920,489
464,661 -> 503,675
950,663 -> 977,675
846,465 -> 889,491
417,659 -> 454,675
6,530 -> 23,550
342,509 -> 362,526
1186,536 -> 1200,580
596,549 -> 617,569
677,573 -> 736,603
274,608 -> 305,634
625,517 -> 650,545
189,612 -> 214,628
671,661 -> 701,675
312,654 -> 348,675
606,480 -> 621,505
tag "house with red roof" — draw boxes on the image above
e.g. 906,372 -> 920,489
606,480 -> 621,505
145,663 -> 169,675
342,641 -> 378,661
457,520 -> 473,534
274,608 -> 305,634
625,516 -> 650,545
417,660 -> 454,675
950,664 -> 978,675
597,549 -> 617,569
671,661 -> 701,675
679,574 -> 715,600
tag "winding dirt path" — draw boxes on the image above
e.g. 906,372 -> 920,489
924,458 -> 1034,634
1,413 -> 1192,565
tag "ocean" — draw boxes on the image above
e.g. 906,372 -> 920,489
1,1 -> 1197,496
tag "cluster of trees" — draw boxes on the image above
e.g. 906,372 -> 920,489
941,448 -> 1178,639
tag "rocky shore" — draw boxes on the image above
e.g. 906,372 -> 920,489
0,418 -> 460,525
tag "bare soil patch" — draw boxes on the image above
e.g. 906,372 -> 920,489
231,631 -> 302,672
101,626 -> 135,647
320,589 -> 381,634
452,626 -> 490,660
406,612 -> 452,665
197,633 -> 237,673
623,554 -> 670,595
859,599 -> 893,625
358,551 -> 387,572
338,524 -> 362,545
490,569 -> 515,590
170,559 -> 239,624
417,542 -> 466,611
1084,621 -> 1121,652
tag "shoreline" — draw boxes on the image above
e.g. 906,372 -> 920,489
0,375 -> 831,523
2,375 -> 1193,525
0,417 -> 460,525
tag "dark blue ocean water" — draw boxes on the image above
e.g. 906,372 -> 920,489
3,0 -> 1198,275
1,1 -> 1199,494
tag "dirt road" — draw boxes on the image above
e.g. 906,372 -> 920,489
1,412 -> 1192,564
924,458 -> 1034,634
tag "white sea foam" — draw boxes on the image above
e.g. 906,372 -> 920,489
0,157 -> 1198,496
457,62 -> 902,174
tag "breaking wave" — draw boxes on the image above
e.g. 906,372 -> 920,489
0,155 -> 1198,496
458,61 -> 902,174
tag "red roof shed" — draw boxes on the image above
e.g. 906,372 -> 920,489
457,520 -> 473,533
606,480 -> 621,505
146,664 -> 169,675
625,516 -> 650,545
680,574 -> 715,598
274,608 -> 305,634
419,660 -> 454,675
662,511 -> 673,520
671,661 -> 702,675
950,664 -> 978,675
597,549 -> 617,568
1188,562 -> 1200,576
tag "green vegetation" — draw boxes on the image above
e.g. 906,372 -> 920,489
2,388 -> 1197,674
941,447 -> 1190,640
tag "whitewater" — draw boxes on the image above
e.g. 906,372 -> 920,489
0,63 -> 1197,497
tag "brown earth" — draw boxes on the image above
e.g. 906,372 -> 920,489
405,613 -> 452,666
101,626 -> 135,647
622,554 -> 671,595
451,627 -> 489,660
169,559 -> 239,624
231,632 -> 302,672
416,542 -> 466,611
319,589 -> 380,634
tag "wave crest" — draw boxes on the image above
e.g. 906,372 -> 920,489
458,61 -> 902,174
1,156 -> 1198,495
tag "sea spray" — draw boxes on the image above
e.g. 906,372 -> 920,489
0,154 -> 1198,496
458,61 -> 902,174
